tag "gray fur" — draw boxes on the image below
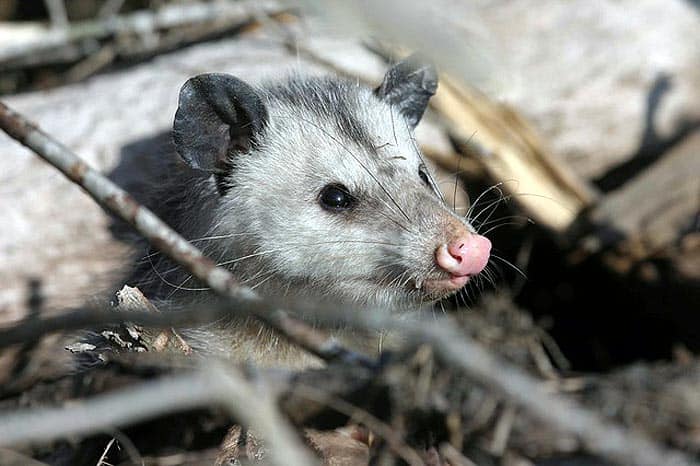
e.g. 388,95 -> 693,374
128,61 -> 478,366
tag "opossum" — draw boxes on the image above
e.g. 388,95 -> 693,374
128,56 -> 492,367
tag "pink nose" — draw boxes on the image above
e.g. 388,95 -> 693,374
435,234 -> 491,277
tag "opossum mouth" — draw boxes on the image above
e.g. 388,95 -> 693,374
420,275 -> 470,296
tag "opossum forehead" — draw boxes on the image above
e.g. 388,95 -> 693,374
261,77 -> 422,182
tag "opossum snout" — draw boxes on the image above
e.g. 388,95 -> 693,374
435,233 -> 491,278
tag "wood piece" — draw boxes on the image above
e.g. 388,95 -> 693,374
576,130 -> 700,272
112,285 -> 192,354
473,0 -> 700,180
0,1 -> 282,70
431,75 -> 598,232
304,429 -> 370,466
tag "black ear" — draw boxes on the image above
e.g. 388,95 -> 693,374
374,55 -> 438,129
173,73 -> 268,173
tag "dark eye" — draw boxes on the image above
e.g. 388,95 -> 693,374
418,165 -> 432,187
319,183 -> 355,211
419,164 -> 443,198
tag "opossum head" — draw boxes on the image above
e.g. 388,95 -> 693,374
172,57 -> 491,310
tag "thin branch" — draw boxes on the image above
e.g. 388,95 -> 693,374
44,0 -> 69,30
95,438 -> 116,466
98,0 -> 126,20
0,100 -> 370,368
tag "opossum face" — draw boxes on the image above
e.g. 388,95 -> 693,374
173,58 -> 491,310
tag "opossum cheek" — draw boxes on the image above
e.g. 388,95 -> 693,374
435,234 -> 491,278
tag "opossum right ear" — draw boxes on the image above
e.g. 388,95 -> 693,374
374,54 -> 438,129
173,73 -> 268,173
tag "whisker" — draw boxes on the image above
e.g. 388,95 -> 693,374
136,232 -> 257,264
217,248 -> 285,267
478,195 -> 504,228
479,221 -> 527,236
438,299 -> 446,316
474,214 -> 533,229
163,243 -> 236,298
241,269 -> 277,290
147,255 -> 209,292
389,104 -> 399,146
506,191 -> 575,214
249,270 -> 278,290
465,182 -> 506,221
451,130 -> 477,213
216,239 -> 403,267
484,263 -> 503,283
490,254 -> 528,279
480,267 -> 497,289
469,186 -> 572,229
469,187 -> 506,224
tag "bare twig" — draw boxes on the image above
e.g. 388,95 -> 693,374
0,100 -> 369,368
95,438 -> 116,466
98,0 -> 126,20
103,430 -> 143,466
44,0 -> 68,30
490,404 -> 516,455
0,364 -> 316,466
439,443 -> 478,466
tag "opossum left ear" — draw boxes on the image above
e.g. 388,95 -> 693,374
173,73 -> 268,174
374,54 -> 438,129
